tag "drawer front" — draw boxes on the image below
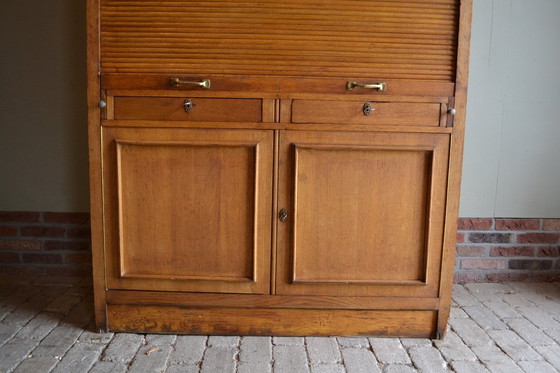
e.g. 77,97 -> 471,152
113,97 -> 262,122
291,100 -> 442,127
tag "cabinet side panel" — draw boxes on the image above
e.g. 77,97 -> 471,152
87,0 -> 107,331
437,0 -> 473,338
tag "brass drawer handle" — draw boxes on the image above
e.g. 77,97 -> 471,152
347,81 -> 386,92
170,78 -> 211,89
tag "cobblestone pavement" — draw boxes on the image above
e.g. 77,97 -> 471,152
0,274 -> 559,373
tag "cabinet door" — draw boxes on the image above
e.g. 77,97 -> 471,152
102,127 -> 273,294
276,131 -> 450,297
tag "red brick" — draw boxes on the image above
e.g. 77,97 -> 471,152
65,253 -> 92,264
487,272 -> 560,282
0,266 -> 45,276
46,266 -> 93,277
20,226 -> 65,238
43,212 -> 90,225
495,219 -> 540,231
468,233 -> 513,244
456,232 -> 465,243
490,246 -> 534,257
461,259 -> 506,270
0,240 -> 41,251
456,246 -> 486,257
0,252 -> 20,263
66,227 -> 91,239
486,273 -> 530,282
536,247 -> 560,257
0,226 -> 18,237
453,272 -> 486,284
0,211 -> 40,223
543,219 -> 560,231
457,218 -> 493,231
509,259 -> 552,270
22,253 -> 62,264
43,240 -> 90,251
517,233 -> 560,244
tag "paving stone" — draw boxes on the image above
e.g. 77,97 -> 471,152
463,306 -> 507,330
336,337 -> 370,348
399,338 -> 432,348
341,348 -> 381,373
240,336 -> 272,363
543,328 -> 560,344
273,344 -> 310,373
506,318 -> 556,346
16,312 -> 60,340
306,337 -> 341,364
464,283 -> 515,301
13,355 -> 59,373
518,360 -> 558,373
79,324 -> 114,344
168,335 -> 207,365
102,332 -> 145,363
165,364 -> 199,373
516,307 -> 560,330
128,334 -> 177,373
408,346 -> 449,373
487,330 -> 542,361
44,293 -> 83,315
502,294 -> 535,309
51,340 -> 105,373
208,335 -> 239,347
482,300 -> 521,319
384,365 -> 418,373
448,318 -> 492,347
59,299 -> 94,328
31,322 -> 84,358
0,286 -> 42,322
200,346 -> 237,373
433,331 -> 477,362
0,322 -> 20,347
535,345 -> 560,370
369,338 -> 410,364
273,336 -> 305,346
452,284 -> 481,307
88,360 -> 128,373
472,344 -> 523,372
311,363 -> 345,373
449,307 -> 469,319
450,361 -> 490,373
0,337 -> 39,372
237,362 -> 272,373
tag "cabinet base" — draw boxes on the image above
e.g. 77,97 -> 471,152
107,304 -> 438,338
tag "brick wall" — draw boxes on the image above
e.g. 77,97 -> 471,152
455,218 -> 560,283
1,212 -> 559,283
0,211 -> 92,276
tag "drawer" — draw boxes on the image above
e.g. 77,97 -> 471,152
291,100 -> 442,127
113,97 -> 262,122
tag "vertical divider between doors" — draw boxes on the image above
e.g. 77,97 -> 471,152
270,99 -> 281,294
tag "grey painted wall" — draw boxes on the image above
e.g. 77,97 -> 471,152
0,0 -> 89,212
461,0 -> 560,217
0,0 -> 559,217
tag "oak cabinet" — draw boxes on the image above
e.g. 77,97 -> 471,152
88,0 -> 472,338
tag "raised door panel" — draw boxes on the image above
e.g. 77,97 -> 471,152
103,127 -> 273,294
276,131 -> 450,297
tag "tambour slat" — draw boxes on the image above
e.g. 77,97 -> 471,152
100,0 -> 459,81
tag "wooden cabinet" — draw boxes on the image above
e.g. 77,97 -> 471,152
87,0 -> 472,338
